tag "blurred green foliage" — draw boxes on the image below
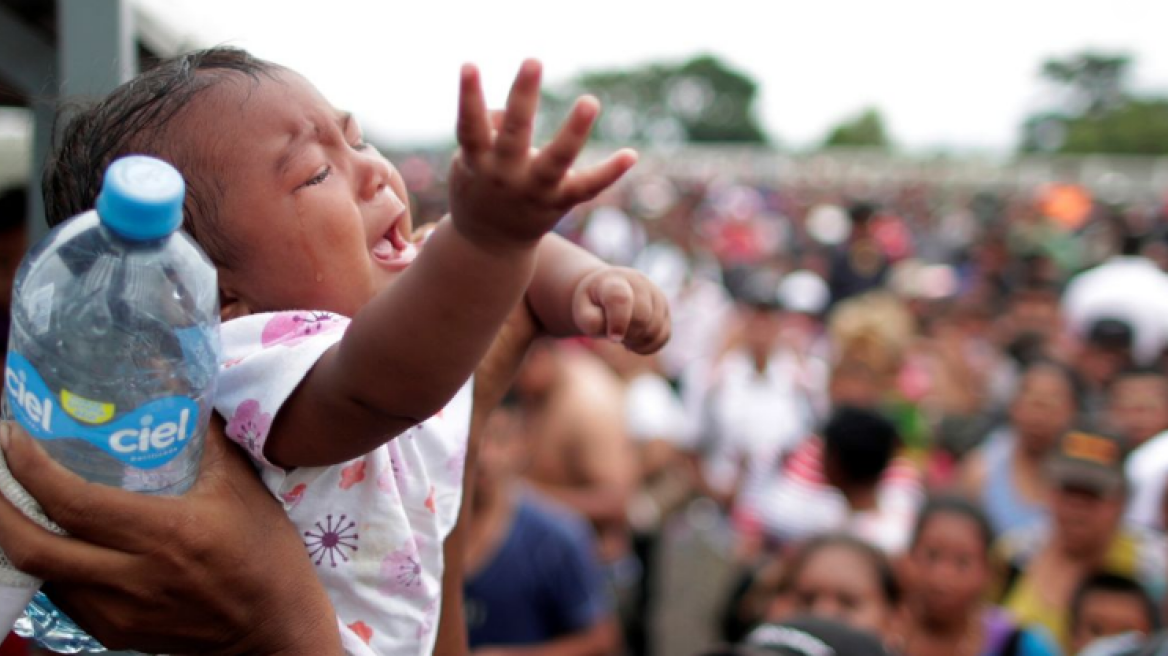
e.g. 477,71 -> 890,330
821,107 -> 893,150
1020,51 -> 1168,155
540,54 -> 767,145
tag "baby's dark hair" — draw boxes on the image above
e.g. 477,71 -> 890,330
777,533 -> 901,607
42,47 -> 281,266
1070,572 -> 1161,633
910,495 -> 995,553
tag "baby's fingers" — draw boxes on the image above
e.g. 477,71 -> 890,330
627,293 -> 672,355
596,276 -> 636,342
494,59 -> 542,163
456,65 -> 492,162
555,149 -> 638,208
530,96 -> 600,189
573,274 -> 634,341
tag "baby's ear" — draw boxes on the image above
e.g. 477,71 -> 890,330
218,280 -> 251,322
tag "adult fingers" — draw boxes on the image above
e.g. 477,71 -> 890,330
42,583 -> 223,655
0,422 -> 155,548
0,481 -> 133,584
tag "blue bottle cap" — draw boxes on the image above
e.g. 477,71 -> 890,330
96,155 -> 186,241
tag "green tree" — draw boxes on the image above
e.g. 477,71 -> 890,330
821,108 -> 892,150
1060,99 -> 1168,155
540,54 -> 767,145
1019,51 -> 1168,155
1041,52 -> 1131,116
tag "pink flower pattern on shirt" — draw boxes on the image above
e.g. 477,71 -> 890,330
384,440 -> 415,495
416,599 -> 438,640
305,513 -> 359,568
215,312 -> 474,655
446,447 -> 466,480
261,311 -> 346,348
424,487 -> 436,514
348,621 -> 373,645
225,399 -> 272,458
281,483 -> 308,508
340,461 -> 367,490
377,461 -> 399,496
380,538 -> 426,598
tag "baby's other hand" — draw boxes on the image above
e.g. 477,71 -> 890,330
571,266 -> 671,354
448,60 -> 637,249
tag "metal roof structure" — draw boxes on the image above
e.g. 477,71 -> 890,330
0,0 -> 193,240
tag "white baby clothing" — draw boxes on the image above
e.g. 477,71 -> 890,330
216,311 -> 472,656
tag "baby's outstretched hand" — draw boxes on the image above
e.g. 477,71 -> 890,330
448,60 -> 637,248
572,266 -> 671,355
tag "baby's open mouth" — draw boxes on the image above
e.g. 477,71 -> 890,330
372,216 -> 418,267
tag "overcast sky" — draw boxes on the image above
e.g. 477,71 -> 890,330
135,0 -> 1168,154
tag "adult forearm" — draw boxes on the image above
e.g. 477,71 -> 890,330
435,520 -> 470,656
530,481 -> 629,525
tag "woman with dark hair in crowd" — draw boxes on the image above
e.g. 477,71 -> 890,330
766,534 -> 901,642
896,496 -> 1060,656
960,359 -> 1080,535
719,532 -> 901,647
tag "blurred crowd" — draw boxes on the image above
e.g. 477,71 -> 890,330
7,154 -> 1168,656
408,158 -> 1168,656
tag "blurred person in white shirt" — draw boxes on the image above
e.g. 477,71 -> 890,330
1063,230 -> 1168,368
687,269 -> 825,512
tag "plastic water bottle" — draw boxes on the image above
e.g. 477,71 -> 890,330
3,155 -> 220,652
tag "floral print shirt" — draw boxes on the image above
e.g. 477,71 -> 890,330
216,311 -> 472,656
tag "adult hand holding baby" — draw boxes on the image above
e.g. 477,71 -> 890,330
0,420 -> 342,655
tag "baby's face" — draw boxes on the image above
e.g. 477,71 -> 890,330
189,69 -> 415,318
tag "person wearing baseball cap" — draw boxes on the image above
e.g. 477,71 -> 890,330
998,429 -> 1168,650
1044,429 -> 1130,499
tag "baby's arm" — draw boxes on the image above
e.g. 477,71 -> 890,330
526,234 -> 672,354
264,62 -> 636,468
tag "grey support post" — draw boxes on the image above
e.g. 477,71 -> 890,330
17,0 -> 138,242
0,4 -> 55,241
58,0 -> 137,99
